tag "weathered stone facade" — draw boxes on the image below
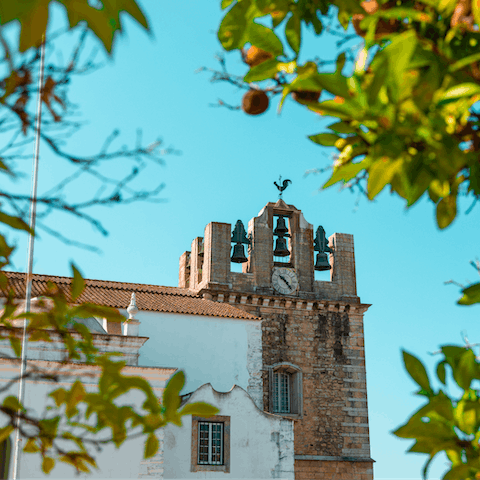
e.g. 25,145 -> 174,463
180,199 -> 374,480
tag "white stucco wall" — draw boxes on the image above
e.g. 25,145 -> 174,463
163,384 -> 294,480
123,311 -> 263,409
0,328 -> 147,367
0,359 -> 174,479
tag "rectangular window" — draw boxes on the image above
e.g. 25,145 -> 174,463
269,365 -> 303,417
273,372 -> 290,413
198,422 -> 223,465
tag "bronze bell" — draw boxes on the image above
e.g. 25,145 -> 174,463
231,243 -> 248,263
273,216 -> 289,237
274,237 -> 290,257
315,252 -> 331,271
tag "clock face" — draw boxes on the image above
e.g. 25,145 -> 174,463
272,267 -> 299,295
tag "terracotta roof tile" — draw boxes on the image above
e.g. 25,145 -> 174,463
2,272 -> 260,321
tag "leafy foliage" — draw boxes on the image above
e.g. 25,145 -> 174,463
215,0 -> 480,231
0,0 -> 220,474
0,0 -> 150,53
0,266 -> 219,474
213,5 -> 480,479
458,282 -> 480,305
395,346 -> 480,479
211,0 -> 480,306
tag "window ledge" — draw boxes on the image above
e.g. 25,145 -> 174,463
194,465 -> 229,473
274,412 -> 303,420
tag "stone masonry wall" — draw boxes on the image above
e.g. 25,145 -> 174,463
232,301 -> 373,480
255,305 -> 370,458
295,459 -> 373,480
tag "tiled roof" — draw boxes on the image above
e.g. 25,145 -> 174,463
1,272 -> 260,321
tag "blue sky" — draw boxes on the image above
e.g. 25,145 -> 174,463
4,1 -> 480,478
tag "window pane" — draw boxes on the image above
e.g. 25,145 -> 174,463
198,423 -> 210,464
211,423 -> 223,465
273,372 -> 290,413
273,372 -> 279,412
280,373 -> 290,413
197,422 -> 223,466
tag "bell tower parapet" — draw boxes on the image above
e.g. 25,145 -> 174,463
197,222 -> 231,290
331,233 -> 357,298
178,251 -> 190,288
178,201 -> 359,303
247,205 -> 273,290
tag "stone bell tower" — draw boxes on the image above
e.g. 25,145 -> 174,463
179,199 -> 374,480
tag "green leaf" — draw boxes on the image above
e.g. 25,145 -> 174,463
472,0 -> 480,29
365,57 -> 389,107
336,52 -> 346,75
66,380 -> 86,418
162,370 -> 185,420
244,59 -> 279,82
308,133 -> 340,146
71,263 -> 85,302
393,411 -> 454,439
247,22 -> 283,55
255,0 -> 289,15
14,1 -> 49,52
0,425 -> 13,444
180,402 -> 220,417
436,195 -> 457,229
458,282 -> 480,306
436,361 -> 447,385
217,0 -> 250,51
437,0 -> 457,14
438,83 -> 480,104
285,14 -> 301,55
385,30 -> 418,103
42,457 -> 55,474
70,303 -> 124,322
144,433 -> 159,459
406,168 -> 432,208
323,161 -> 367,189
454,395 -> 480,434
0,211 -> 32,234
221,0 -> 235,8
455,349 -> 476,390
3,396 -> 23,412
334,0 -> 366,14
328,121 -> 357,134
308,98 -> 363,120
403,351 -> 431,392
305,73 -> 350,99
442,345 -> 466,366
49,388 -> 67,407
39,416 -> 60,438
443,464 -> 475,480
469,162 -> 480,196
61,0 -> 149,55
9,336 -> 21,357
24,437 -> 39,453
367,158 -> 402,200
449,53 -> 480,73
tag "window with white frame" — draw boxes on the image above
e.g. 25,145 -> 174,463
269,363 -> 303,416
198,422 -> 223,465
191,415 -> 230,473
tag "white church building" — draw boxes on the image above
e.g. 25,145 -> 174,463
0,199 -> 373,480
0,272 -> 295,479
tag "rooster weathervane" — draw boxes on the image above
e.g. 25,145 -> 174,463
274,176 -> 292,198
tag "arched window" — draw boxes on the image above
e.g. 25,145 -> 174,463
269,363 -> 303,417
